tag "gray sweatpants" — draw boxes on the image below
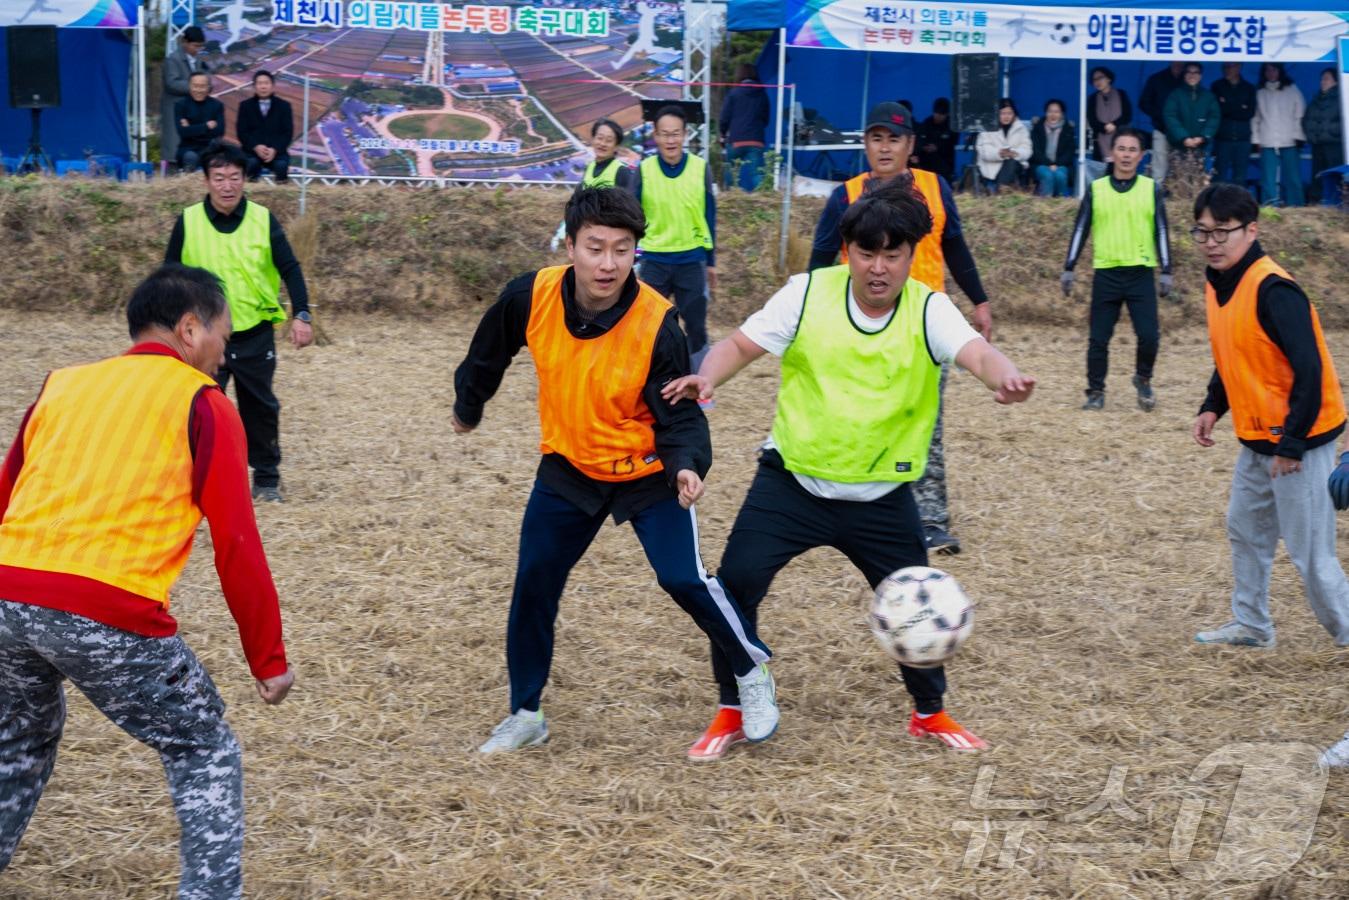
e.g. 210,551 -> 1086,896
913,365 -> 950,530
1226,442 -> 1349,644
0,601 -> 243,899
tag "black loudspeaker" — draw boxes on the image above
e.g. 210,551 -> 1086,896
951,53 -> 999,134
8,26 -> 61,109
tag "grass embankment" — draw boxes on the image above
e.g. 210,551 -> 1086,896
1,177 -> 1344,328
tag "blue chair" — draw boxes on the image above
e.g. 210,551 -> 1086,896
121,161 -> 154,181
0,157 -> 20,175
55,160 -> 89,177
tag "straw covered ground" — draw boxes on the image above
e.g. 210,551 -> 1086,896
1,299 -> 1349,897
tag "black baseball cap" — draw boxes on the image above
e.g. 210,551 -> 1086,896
183,25 -> 206,43
864,102 -> 915,137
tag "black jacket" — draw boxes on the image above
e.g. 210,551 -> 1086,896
1139,67 -> 1185,130
1304,86 -> 1342,146
1085,89 -> 1133,139
914,115 -> 958,181
1211,77 -> 1257,142
236,95 -> 295,156
1029,118 -> 1076,170
719,81 -> 770,145
174,96 -> 225,152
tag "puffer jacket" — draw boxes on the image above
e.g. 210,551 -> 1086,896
975,119 -> 1031,180
1303,85 -> 1342,146
1252,84 -> 1306,149
1163,85 -> 1220,146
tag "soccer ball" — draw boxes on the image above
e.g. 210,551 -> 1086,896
1051,22 -> 1076,44
869,566 -> 974,668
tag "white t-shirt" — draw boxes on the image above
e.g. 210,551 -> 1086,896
740,273 -> 981,502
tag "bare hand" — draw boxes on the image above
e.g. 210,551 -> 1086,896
706,266 -> 718,293
289,319 -> 314,348
676,469 -> 705,509
1193,411 -> 1218,447
972,303 -> 993,342
661,374 -> 713,405
1104,123 -> 1116,134
257,668 -> 294,705
179,119 -> 189,128
451,412 -> 475,434
207,120 -> 218,130
993,374 -> 1036,404
1270,455 -> 1302,478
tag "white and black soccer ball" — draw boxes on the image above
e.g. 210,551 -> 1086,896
869,566 -> 974,668
1051,22 -> 1076,45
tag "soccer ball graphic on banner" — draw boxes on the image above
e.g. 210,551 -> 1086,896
869,566 -> 974,668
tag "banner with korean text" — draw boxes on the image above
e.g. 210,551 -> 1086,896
785,0 -> 1348,62
195,0 -> 683,180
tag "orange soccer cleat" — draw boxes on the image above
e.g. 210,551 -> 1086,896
908,710 -> 989,752
687,707 -> 748,761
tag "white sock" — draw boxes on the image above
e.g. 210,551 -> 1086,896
916,711 -> 938,719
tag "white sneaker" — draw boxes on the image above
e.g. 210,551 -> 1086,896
478,710 -> 549,754
1195,621 -> 1275,648
1321,731 -> 1349,770
735,664 -> 779,743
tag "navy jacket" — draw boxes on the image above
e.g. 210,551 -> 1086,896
719,81 -> 770,145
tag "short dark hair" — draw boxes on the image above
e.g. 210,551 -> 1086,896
591,118 -> 624,144
1262,62 -> 1294,89
1322,67 -> 1339,84
253,69 -> 274,84
1090,66 -> 1115,85
564,186 -> 647,242
997,97 -> 1018,117
126,265 -> 228,338
839,178 -> 933,253
932,97 -> 950,114
1193,183 -> 1259,226
182,25 -> 205,43
189,71 -> 210,82
1184,63 -> 1204,75
1111,127 -> 1145,150
653,104 -> 687,126
734,63 -> 758,83
1043,98 -> 1066,115
200,140 -> 248,175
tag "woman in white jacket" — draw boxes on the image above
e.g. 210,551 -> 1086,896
976,98 -> 1032,192
1252,62 -> 1306,206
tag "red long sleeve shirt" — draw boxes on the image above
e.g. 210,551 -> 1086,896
0,343 -> 288,680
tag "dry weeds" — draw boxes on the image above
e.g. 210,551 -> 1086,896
0,305 -> 1347,898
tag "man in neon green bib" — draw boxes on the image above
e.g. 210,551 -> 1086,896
663,180 -> 1036,759
165,142 -> 314,502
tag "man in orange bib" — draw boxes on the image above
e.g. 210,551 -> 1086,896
1190,184 -> 1349,649
453,187 -> 777,754
0,265 -> 293,898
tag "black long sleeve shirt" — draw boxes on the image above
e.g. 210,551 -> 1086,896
1063,173 -> 1171,275
164,196 -> 310,317
173,96 -> 225,152
453,268 -> 710,523
1199,241 -> 1343,460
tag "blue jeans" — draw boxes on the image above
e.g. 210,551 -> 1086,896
726,145 -> 765,192
1259,147 -> 1304,206
1214,139 -> 1252,186
637,258 -> 708,355
1034,165 -> 1071,197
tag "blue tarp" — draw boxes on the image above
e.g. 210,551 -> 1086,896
0,28 -> 131,162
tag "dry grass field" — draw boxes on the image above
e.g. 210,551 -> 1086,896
1,303 -> 1347,899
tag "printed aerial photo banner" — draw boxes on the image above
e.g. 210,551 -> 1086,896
787,0 -> 1348,62
196,0 -> 684,180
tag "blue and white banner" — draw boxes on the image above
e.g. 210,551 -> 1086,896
787,0 -> 1348,61
0,0 -> 138,27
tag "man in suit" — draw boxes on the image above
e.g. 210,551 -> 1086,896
161,25 -> 209,166
236,71 -> 294,183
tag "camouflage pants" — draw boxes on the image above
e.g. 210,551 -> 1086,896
0,600 -> 243,900
912,366 -> 949,530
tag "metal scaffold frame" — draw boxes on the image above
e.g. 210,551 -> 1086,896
681,0 -> 721,154
167,0 -> 195,47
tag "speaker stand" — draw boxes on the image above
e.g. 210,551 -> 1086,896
17,109 -> 55,175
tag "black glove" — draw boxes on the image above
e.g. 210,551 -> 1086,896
1329,452 -> 1349,511
1060,270 -> 1075,298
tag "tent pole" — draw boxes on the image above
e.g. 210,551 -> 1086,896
1077,57 -> 1087,197
774,27 -> 786,190
301,74 -> 311,214
137,9 -> 147,164
779,82 -> 796,271
860,53 -> 871,131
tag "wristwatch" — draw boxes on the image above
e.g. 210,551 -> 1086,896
294,311 -> 312,323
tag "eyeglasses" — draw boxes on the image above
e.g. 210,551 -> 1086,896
1189,224 -> 1246,244
1185,69 -> 1202,76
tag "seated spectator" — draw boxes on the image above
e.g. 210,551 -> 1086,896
175,72 -> 225,172
1086,67 -> 1132,182
914,98 -> 957,182
1303,68 -> 1341,207
236,70 -> 294,183
1030,99 -> 1076,197
1163,63 -> 1220,170
1253,62 -> 1306,207
975,98 -> 1031,192
718,63 -> 770,191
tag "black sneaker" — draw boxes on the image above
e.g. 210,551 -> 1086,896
252,483 -> 284,503
1132,375 -> 1156,412
924,525 -> 962,556
1082,391 -> 1105,411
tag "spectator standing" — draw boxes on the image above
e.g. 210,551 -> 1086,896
161,25 -> 208,166
975,98 -> 1031,192
1140,61 -> 1187,184
1303,68 -> 1343,207
914,98 -> 958,183
1211,63 -> 1257,186
1085,67 -> 1132,181
1163,63 -> 1220,171
1252,63 -> 1306,207
719,64 -> 771,192
236,71 -> 294,183
1030,99 -> 1076,197
175,73 -> 225,173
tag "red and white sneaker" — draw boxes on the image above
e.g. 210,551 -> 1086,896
687,707 -> 747,761
908,710 -> 989,752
